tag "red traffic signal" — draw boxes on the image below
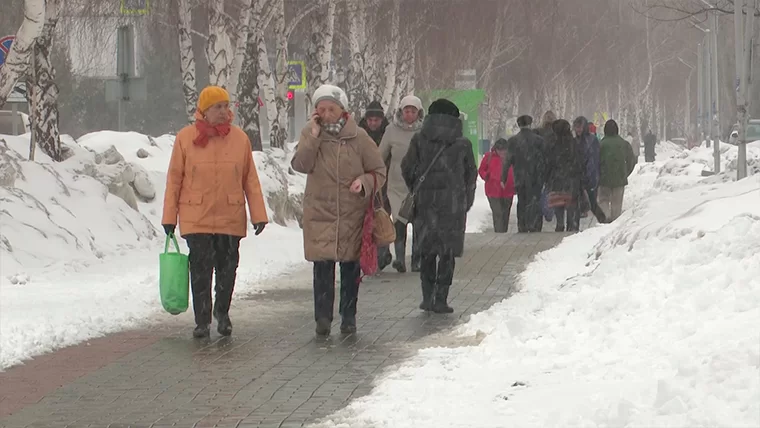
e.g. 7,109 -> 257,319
287,91 -> 294,100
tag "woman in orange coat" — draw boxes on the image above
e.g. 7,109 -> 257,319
162,86 -> 268,339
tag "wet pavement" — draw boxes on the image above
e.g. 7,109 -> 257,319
0,231 -> 567,428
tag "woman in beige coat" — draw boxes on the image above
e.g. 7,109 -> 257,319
378,95 -> 424,273
291,84 -> 386,336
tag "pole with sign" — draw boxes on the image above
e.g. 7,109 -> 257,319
105,25 -> 147,131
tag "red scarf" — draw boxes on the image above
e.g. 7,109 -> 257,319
194,115 -> 231,147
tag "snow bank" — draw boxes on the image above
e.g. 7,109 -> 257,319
0,131 -> 307,370
314,143 -> 760,428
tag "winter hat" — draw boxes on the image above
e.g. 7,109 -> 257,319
364,100 -> 384,118
603,120 -> 619,136
198,86 -> 230,113
313,84 -> 349,110
399,95 -> 423,111
428,98 -> 460,118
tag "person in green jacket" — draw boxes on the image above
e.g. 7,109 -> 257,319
598,120 -> 637,222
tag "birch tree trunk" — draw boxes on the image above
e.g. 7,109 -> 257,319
238,0 -> 265,151
0,0 -> 44,106
306,0 -> 336,106
227,0 -> 254,102
177,0 -> 198,122
28,0 -> 62,162
206,0 -> 233,88
345,0 -> 367,114
257,31 -> 278,148
267,0 -> 289,149
380,0 -> 401,111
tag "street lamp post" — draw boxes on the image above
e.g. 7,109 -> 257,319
733,0 -> 757,180
696,43 -> 704,143
678,57 -> 695,142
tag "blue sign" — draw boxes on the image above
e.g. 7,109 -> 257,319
0,36 -> 15,67
287,61 -> 306,90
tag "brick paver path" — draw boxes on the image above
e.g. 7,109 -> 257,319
0,231 -> 566,428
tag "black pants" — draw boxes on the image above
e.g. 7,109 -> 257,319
555,203 -> 580,232
487,197 -> 513,233
312,261 -> 360,322
584,187 -> 607,223
516,185 -> 543,233
185,234 -> 242,326
420,251 -> 455,302
393,221 -> 420,267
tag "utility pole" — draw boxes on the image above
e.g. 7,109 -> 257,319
697,43 -> 703,143
678,57 -> 694,139
709,11 -> 721,172
704,33 -> 713,151
734,0 -> 757,179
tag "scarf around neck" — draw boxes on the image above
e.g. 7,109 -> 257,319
322,113 -> 348,136
194,113 -> 232,147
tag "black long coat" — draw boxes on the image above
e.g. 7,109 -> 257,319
401,114 -> 477,258
500,128 -> 546,189
544,133 -> 585,197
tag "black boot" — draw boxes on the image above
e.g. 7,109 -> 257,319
193,324 -> 210,338
315,317 -> 331,335
419,282 -> 433,311
411,255 -> 421,273
393,240 -> 407,273
215,313 -> 232,336
340,316 -> 356,334
432,284 -> 454,314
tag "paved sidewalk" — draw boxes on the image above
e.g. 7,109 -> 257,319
0,232 -> 566,428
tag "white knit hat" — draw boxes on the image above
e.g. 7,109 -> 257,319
399,95 -> 423,111
313,84 -> 349,110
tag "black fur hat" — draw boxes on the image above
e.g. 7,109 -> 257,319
428,98 -> 460,118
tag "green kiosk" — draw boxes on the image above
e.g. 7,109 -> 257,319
419,89 -> 486,163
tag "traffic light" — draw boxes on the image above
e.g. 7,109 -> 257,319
287,91 -> 294,100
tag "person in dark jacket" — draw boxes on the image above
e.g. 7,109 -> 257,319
500,115 -> 546,233
573,116 -> 607,225
644,130 -> 656,162
545,119 -> 585,232
401,99 -> 477,314
598,119 -> 637,221
359,100 -> 393,271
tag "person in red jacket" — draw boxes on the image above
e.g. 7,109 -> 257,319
479,140 -> 516,233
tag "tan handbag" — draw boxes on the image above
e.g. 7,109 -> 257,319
370,173 -> 396,246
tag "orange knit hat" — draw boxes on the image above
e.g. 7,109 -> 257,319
197,86 -> 230,113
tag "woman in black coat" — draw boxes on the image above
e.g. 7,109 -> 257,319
544,119 -> 586,232
400,99 -> 477,313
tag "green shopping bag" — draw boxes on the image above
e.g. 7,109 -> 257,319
159,234 -> 189,315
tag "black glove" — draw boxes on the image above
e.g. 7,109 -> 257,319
253,222 -> 266,236
162,224 -> 175,236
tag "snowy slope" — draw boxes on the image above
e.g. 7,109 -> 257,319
0,131 -> 307,370
313,142 -> 760,427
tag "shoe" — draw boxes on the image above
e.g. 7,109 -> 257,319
193,324 -> 210,338
432,285 -> 454,314
555,226 -> 565,232
419,283 -> 433,311
340,316 -> 356,334
216,314 -> 232,337
378,251 -> 392,271
392,260 -> 407,273
315,317 -> 331,336
411,259 -> 421,273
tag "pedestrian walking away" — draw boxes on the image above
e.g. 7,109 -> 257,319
359,100 -> 393,271
545,119 -> 585,232
162,85 -> 269,339
644,130 -> 657,162
291,84 -> 386,336
479,140 -> 515,233
379,95 -> 424,273
573,116 -> 608,224
501,115 -> 546,233
401,98 -> 477,314
598,119 -> 636,222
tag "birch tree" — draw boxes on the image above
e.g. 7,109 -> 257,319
28,0 -> 63,161
380,0 -> 401,111
206,0 -> 232,87
177,0 -> 198,122
305,0 -> 337,107
271,0 -> 289,148
238,0 -> 266,150
0,0 -> 45,106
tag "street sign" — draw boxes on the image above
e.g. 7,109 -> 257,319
0,35 -> 15,67
121,0 -> 150,15
455,69 -> 477,90
287,60 -> 306,90
7,81 -> 27,103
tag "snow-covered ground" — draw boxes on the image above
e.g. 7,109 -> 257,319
0,129 -> 492,370
313,140 -> 760,428
0,131 -> 306,369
